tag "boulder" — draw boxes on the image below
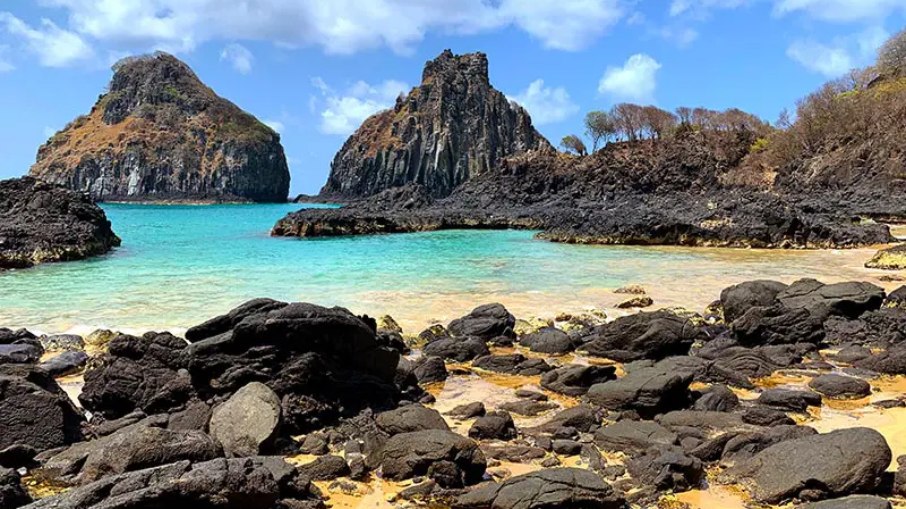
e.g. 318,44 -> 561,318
24,456 -> 322,509
757,388 -> 822,412
39,334 -> 84,352
454,468 -> 625,509
585,361 -> 693,418
499,400 -> 558,416
797,496 -> 892,509
724,428 -> 891,504
79,332 -> 192,418
692,384 -> 739,412
423,336 -> 490,362
38,351 -> 89,378
0,365 -> 83,452
447,402 -> 486,419
527,406 -> 602,434
777,280 -> 886,320
808,374 -> 871,399
367,430 -> 486,487
626,445 -> 704,493
210,382 -> 282,457
519,327 -> 576,354
296,455 -> 350,481
411,356 -> 448,384
581,311 -> 701,362
473,354 -> 552,375
720,425 -> 818,465
541,365 -> 617,396
42,422 -> 222,484
375,405 -> 449,436
721,280 -> 789,323
0,468 -> 29,509
468,411 -> 516,441
449,304 -> 516,341
594,420 -> 678,455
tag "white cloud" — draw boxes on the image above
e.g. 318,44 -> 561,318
510,79 -> 579,125
669,0 -> 750,17
0,12 -> 94,67
787,40 -> 854,76
773,0 -> 906,22
313,77 -> 409,135
658,26 -> 699,46
220,43 -> 252,74
598,54 -> 662,102
787,27 -> 890,77
29,0 -> 624,58
0,45 -> 13,72
263,120 -> 285,133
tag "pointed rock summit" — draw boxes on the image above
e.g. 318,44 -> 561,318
30,52 -> 290,202
321,49 -> 552,199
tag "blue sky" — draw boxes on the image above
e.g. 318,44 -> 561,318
0,1 -> 904,195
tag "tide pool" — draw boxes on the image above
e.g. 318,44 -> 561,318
0,203 -> 896,334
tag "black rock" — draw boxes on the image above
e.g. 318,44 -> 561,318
594,420 -> 678,456
448,304 -> 516,341
472,354 -> 552,376
423,337 -> 490,362
38,351 -> 89,377
519,327 -> 576,354
541,365 -> 617,396
375,405 -> 450,436
367,430 -> 486,487
469,411 -> 517,441
581,311 -> 702,362
454,467 -> 626,509
757,388 -> 822,412
0,365 -> 83,453
0,468 -> 30,509
721,280 -> 788,323
797,496 -> 892,509
809,374 -> 872,399
585,360 -> 693,418
447,402 -> 486,419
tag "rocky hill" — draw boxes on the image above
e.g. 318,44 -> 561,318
0,177 -> 120,269
30,52 -> 290,203
320,50 -> 552,199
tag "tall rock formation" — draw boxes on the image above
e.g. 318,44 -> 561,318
320,50 -> 552,199
30,52 -> 290,202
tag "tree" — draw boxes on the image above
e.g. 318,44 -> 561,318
584,111 -> 615,152
641,106 -> 677,140
878,28 -> 906,76
611,103 -> 645,141
560,134 -> 587,156
675,106 -> 693,126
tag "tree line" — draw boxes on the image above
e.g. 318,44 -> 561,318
560,104 -> 770,156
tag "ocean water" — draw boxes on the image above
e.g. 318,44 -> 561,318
0,203 -> 895,335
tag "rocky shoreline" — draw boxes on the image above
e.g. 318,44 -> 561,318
0,177 -> 120,270
3,279 -> 906,508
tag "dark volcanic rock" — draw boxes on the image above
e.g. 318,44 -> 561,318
724,428 -> 891,504
320,50 -> 551,199
756,388 -> 822,412
375,405 -> 450,435
423,336 -> 490,362
367,430 -> 485,487
580,311 -> 702,362
38,351 -> 89,378
519,327 -> 575,354
24,456 -> 323,509
468,411 -> 516,441
720,280 -> 789,323
0,365 -> 83,453
449,304 -> 516,341
81,301 -> 408,434
594,420 -> 678,455
585,361 -> 693,418
473,354 -> 552,376
42,422 -> 222,484
30,53 -> 290,203
0,177 -> 120,269
541,365 -> 617,396
209,382 -> 281,457
797,496 -> 892,509
808,374 -> 872,399
0,468 -> 30,509
454,467 -> 625,509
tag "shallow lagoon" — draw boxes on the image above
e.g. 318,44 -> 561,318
0,202 -> 899,334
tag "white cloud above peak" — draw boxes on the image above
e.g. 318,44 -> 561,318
220,43 -> 253,74
5,0 -> 625,67
313,77 -> 410,136
787,26 -> 890,77
598,54 -> 662,102
0,12 -> 94,67
510,80 -> 579,125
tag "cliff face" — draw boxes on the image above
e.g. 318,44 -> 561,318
30,52 -> 290,203
320,50 -> 552,199
0,177 -> 120,269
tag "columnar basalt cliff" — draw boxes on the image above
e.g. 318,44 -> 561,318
30,52 -> 290,203
0,177 -> 120,269
319,50 -> 552,199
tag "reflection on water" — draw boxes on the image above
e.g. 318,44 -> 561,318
0,203 -> 902,335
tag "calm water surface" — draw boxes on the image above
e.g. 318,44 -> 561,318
0,203 -> 897,334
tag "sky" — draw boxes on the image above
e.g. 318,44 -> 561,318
0,1 -> 904,195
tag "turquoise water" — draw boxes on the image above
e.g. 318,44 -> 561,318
0,203 -> 887,334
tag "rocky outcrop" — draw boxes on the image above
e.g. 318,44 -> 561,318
320,50 -> 551,199
0,177 -> 120,269
30,52 -> 289,203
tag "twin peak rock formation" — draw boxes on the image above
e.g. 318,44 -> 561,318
29,50 -> 546,203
